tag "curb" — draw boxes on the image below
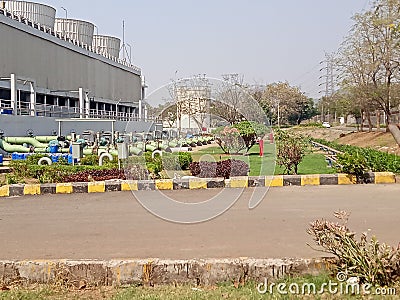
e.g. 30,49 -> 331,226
0,172 -> 396,198
0,258 -> 334,286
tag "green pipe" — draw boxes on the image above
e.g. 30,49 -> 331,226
129,146 -> 143,156
159,144 -> 171,153
0,139 -> 30,153
35,136 -> 58,143
136,143 -> 145,150
83,148 -> 94,155
4,137 -> 48,148
34,148 -> 48,153
109,150 -> 118,156
145,144 -> 157,152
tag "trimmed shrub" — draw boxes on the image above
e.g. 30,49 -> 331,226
80,154 -> 99,166
178,152 -> 193,170
189,159 -> 249,179
313,138 -> 400,174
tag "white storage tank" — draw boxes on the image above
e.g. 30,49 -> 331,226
92,35 -> 121,58
2,0 -> 56,28
54,18 -> 95,45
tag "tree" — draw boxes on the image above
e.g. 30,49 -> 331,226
215,121 -> 268,154
160,103 -> 177,128
212,74 -> 265,125
212,74 -> 247,125
258,82 -> 312,126
337,0 -> 400,130
275,129 -> 309,175
287,97 -> 317,125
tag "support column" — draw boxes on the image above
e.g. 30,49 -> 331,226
44,95 -> 47,117
58,121 -> 62,136
29,82 -> 36,117
138,99 -> 142,120
144,104 -> 148,121
10,73 -> 17,115
79,88 -> 84,118
95,102 -> 99,118
85,93 -> 90,118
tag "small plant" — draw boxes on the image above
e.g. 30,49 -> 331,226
178,152 -> 193,170
216,126 -> 243,154
275,129 -> 310,175
144,152 -> 163,179
307,210 -> 400,286
162,152 -> 193,171
215,122 -> 269,155
80,154 -> 99,166
26,154 -> 47,165
336,152 -> 369,183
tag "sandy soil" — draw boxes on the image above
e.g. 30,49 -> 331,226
293,127 -> 400,155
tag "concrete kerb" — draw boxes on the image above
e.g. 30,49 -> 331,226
0,172 -> 396,198
0,258 -> 335,287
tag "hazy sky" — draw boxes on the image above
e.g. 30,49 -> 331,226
43,0 -> 369,100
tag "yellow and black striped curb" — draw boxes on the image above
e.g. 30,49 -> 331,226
0,258 -> 334,286
0,172 -> 396,197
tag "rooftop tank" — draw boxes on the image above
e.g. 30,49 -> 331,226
92,35 -> 121,58
2,0 -> 56,28
54,18 -> 95,46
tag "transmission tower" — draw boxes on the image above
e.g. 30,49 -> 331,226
319,53 -> 336,122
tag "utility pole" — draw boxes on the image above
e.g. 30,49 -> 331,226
319,52 -> 336,123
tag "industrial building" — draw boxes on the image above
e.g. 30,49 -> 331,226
0,0 -> 154,136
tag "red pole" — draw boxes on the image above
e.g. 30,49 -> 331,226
259,139 -> 264,157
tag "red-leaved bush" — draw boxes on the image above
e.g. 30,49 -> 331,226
189,159 -> 249,179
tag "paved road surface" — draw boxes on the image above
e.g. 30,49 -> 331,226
0,185 -> 399,260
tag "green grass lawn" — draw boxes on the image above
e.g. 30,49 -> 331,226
2,274 -> 398,299
192,143 -> 335,176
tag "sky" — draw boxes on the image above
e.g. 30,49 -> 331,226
42,0 -> 370,101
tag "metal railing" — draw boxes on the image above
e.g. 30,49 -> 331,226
0,100 -> 162,122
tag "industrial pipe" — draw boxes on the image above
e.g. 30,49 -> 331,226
170,147 -> 191,153
152,150 -> 163,159
38,157 -> 52,165
168,141 -> 178,148
0,139 -> 30,153
99,153 -> 113,166
129,146 -> 143,156
151,142 -> 171,153
4,137 -> 48,148
145,144 -> 157,152
35,136 -> 59,143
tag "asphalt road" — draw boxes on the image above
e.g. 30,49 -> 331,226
0,185 -> 399,260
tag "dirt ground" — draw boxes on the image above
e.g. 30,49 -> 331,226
293,127 -> 400,155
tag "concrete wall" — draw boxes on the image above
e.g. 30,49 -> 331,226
0,14 -> 141,103
0,115 -> 155,136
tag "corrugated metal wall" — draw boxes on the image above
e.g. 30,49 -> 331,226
0,18 -> 141,103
